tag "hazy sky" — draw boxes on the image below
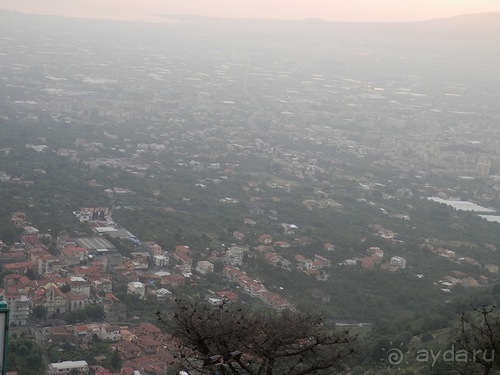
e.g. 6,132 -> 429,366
1,0 -> 500,23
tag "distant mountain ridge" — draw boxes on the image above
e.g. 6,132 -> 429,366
416,11 -> 500,35
1,8 -> 499,51
2,7 -> 500,33
151,11 -> 500,39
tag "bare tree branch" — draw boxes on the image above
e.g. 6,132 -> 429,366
157,298 -> 357,375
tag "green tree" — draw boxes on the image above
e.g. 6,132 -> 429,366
25,268 -> 37,280
85,304 -> 105,321
110,348 -> 122,372
32,305 -> 46,320
8,335 -> 44,374
64,309 -> 88,324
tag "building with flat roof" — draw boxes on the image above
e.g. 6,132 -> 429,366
76,237 -> 115,252
48,360 -> 88,375
127,281 -> 145,299
390,256 -> 407,269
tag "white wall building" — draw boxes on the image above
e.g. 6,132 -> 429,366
153,254 -> 169,267
48,360 -> 89,375
196,260 -> 215,275
70,276 -> 91,297
127,281 -> 146,299
390,256 -> 407,269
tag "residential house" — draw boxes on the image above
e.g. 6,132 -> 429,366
127,282 -> 146,299
37,255 -> 61,276
274,241 -> 290,248
160,274 -> 185,287
323,243 -> 335,251
390,256 -> 407,269
258,234 -> 273,244
264,252 -> 281,266
215,290 -> 239,302
99,324 -> 121,341
460,276 -> 480,287
111,265 -> 137,283
156,288 -> 172,300
243,218 -> 256,226
255,245 -> 274,253
42,325 -> 73,343
143,241 -> 163,257
232,231 -> 245,241
66,292 -> 89,311
367,247 -> 384,258
0,252 -> 27,268
2,261 -> 35,275
102,293 -> 127,323
196,261 -> 214,275
312,254 -> 330,269
117,341 -> 142,360
281,223 -> 298,235
90,278 -> 113,294
174,245 -> 191,256
258,290 -> 293,311
293,237 -> 312,246
0,288 -> 30,326
60,246 -> 88,266
224,245 -> 248,266
153,255 -> 168,267
136,337 -> 162,355
361,257 -> 376,270
56,234 -> 77,251
135,322 -> 161,339
172,246 -> 193,272
70,276 -> 91,297
295,255 -> 313,270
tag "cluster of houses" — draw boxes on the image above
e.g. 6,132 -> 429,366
0,210 -> 135,326
369,224 -> 398,240
1,206 -> 418,373
421,243 -> 497,292
437,271 -> 485,292
423,244 -> 482,266
46,322 -> 181,375
223,266 -> 293,311
233,230 -> 336,280
340,246 -> 407,272
2,208 -> 308,333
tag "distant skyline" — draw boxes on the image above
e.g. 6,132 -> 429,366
1,0 -> 500,23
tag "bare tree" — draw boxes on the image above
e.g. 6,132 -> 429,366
453,305 -> 499,375
157,298 -> 357,375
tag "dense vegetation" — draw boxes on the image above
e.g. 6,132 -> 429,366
8,333 -> 44,375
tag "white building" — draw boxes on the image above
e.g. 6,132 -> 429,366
477,158 -> 491,177
127,281 -> 146,299
390,256 -> 407,269
196,260 -> 215,275
48,360 -> 89,375
343,259 -> 357,266
153,254 -> 169,267
156,288 -> 172,300
98,324 -> 122,341
70,276 -> 91,297
3,293 -> 30,326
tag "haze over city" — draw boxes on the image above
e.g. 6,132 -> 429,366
1,0 -> 500,374
1,0 -> 500,22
